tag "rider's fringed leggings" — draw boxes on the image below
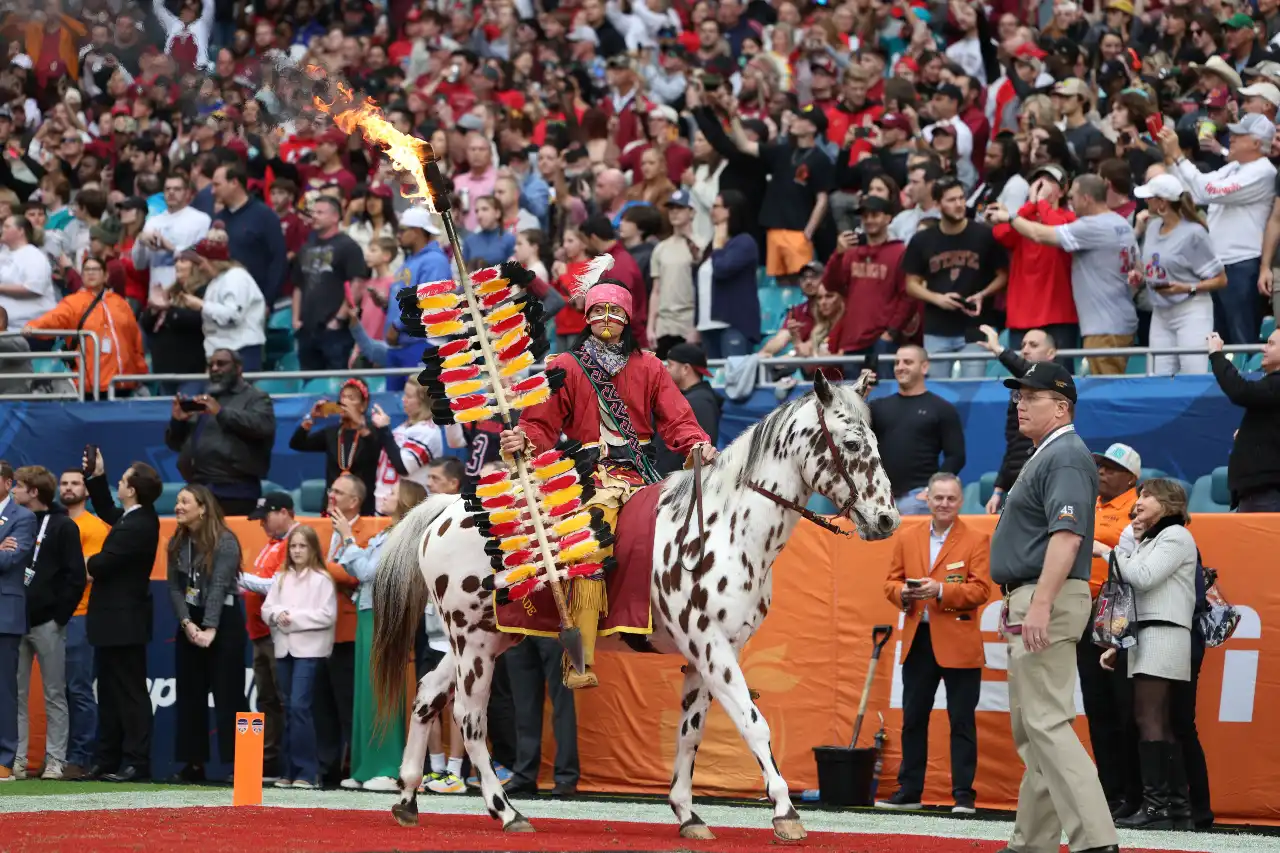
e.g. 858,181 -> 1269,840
569,578 -> 607,667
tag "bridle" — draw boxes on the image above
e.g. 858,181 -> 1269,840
747,398 -> 857,538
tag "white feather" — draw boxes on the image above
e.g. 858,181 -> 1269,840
569,254 -> 615,299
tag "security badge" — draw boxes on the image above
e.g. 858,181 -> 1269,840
945,561 -> 965,583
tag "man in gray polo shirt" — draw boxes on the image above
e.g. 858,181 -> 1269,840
989,361 -> 1118,853
986,174 -> 1138,376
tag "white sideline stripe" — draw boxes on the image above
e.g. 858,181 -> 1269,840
0,790 -> 1274,852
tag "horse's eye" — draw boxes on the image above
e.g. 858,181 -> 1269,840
843,438 -> 861,452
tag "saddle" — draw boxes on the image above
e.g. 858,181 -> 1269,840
493,479 -> 661,638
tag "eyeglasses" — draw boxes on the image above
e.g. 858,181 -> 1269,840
1190,27 -> 1203,34
1010,390 -> 1059,404
61,137 -> 81,144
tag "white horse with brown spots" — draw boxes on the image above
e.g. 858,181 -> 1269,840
371,371 -> 900,840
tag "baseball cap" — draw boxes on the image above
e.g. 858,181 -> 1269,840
878,112 -> 911,132
666,342 -> 711,377
1092,443 -> 1142,479
1133,173 -> 1185,201
1227,111 -> 1276,145
1013,42 -> 1047,61
811,57 -> 838,77
1029,163 -> 1069,185
1002,361 -> 1077,404
457,113 -> 485,132
801,260 -> 825,275
1053,77 -> 1089,98
796,103 -> 828,135
248,491 -> 295,520
1240,81 -> 1280,108
931,122 -> 956,136
0,106 -> 12,121
400,206 -> 442,235
934,83 -> 963,102
566,25 -> 599,45
861,195 -> 894,215
318,128 -> 346,147
650,104 -> 679,124
665,189 -> 693,208
1204,88 -> 1231,109
1223,12 -> 1255,29
1106,0 -> 1134,13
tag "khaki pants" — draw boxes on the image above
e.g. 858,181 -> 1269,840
1005,580 -> 1117,853
1082,334 -> 1133,376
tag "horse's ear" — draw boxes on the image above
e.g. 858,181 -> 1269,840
851,368 -> 876,400
813,370 -> 834,407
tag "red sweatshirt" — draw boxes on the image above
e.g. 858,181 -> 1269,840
825,239 -> 914,352
993,200 -> 1079,329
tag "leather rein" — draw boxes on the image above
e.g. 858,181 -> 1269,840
680,399 -> 854,579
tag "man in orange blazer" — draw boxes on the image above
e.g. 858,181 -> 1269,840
877,472 -> 992,815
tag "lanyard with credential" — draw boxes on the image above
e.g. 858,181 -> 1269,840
1009,424 -> 1076,494
23,515 -> 52,587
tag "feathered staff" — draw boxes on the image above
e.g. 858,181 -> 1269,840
393,150 -> 589,673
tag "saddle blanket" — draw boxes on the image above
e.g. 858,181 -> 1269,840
494,481 -> 661,637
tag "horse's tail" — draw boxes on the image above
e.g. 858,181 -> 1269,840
371,493 -> 457,720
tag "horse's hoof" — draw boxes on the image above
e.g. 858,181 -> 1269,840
772,817 -> 807,841
504,816 -> 536,833
391,801 -> 419,827
679,819 -> 716,841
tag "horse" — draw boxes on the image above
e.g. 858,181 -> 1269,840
370,370 -> 901,841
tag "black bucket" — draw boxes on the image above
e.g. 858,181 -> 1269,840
811,745 -> 877,807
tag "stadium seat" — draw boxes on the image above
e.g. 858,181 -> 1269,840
1189,470 -> 1230,513
1125,355 -> 1148,375
275,351 -> 300,372
261,481 -> 286,498
155,482 -> 185,516
1210,466 -> 1230,506
303,377 -> 345,396
267,308 -> 293,330
1139,468 -> 1167,484
961,481 -> 983,514
978,471 -> 998,506
365,376 -> 387,393
1246,353 -> 1264,372
33,356 -> 70,374
299,479 -> 328,514
1262,315 -> 1276,342
805,493 -> 838,515
256,378 -> 301,394
757,285 -> 787,336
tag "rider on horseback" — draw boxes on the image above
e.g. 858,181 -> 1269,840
499,280 -> 718,689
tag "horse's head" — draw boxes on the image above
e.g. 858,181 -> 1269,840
802,371 -> 900,541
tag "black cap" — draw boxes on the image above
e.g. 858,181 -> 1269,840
247,491 -> 295,520
666,342 -> 711,377
801,259 -> 824,275
935,83 -> 963,102
796,103 -> 828,136
862,195 -> 894,215
1002,361 -> 1077,403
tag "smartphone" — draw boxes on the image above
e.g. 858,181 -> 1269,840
905,578 -> 925,587
964,325 -> 986,344
1146,114 -> 1163,137
82,443 -> 98,479
318,401 -> 344,417
178,397 -> 206,413
853,126 -> 871,139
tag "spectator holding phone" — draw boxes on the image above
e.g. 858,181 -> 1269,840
165,349 -> 277,517
1131,174 -> 1226,376
1208,329 -> 1280,511
289,378 -> 398,516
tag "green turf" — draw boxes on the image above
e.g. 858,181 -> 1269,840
0,780 -> 211,796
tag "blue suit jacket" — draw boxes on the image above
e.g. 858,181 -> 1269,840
0,499 -> 36,636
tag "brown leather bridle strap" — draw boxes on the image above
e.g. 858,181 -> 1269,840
693,449 -> 707,569
747,482 -> 853,537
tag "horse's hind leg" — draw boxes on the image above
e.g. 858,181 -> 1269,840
454,637 -> 531,831
668,668 -> 715,840
391,650 -> 455,827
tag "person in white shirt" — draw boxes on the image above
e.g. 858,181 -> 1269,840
923,84 -> 975,169
132,175 -> 212,296
1157,115 -> 1277,346
0,216 -> 56,331
944,1 -> 987,84
152,0 -> 215,73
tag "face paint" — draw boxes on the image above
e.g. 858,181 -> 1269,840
587,303 -> 628,339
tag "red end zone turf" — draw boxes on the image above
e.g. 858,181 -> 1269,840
0,808 -> 1200,853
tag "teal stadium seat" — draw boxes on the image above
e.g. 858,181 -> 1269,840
1261,315 -> 1276,342
1125,355 -> 1148,375
255,378 -> 301,394
303,377 -> 345,396
1139,468 -> 1167,484
961,481 -> 983,514
33,356 -> 70,374
275,351 -> 300,372
155,482 -> 185,516
757,284 -> 787,336
299,479 -> 328,514
267,308 -> 293,330
261,481 -> 286,497
978,471 -> 998,506
1189,468 -> 1231,513
1246,353 -> 1264,372
365,376 -> 387,393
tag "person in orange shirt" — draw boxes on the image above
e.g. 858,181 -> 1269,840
235,492 -> 301,784
1082,442 -> 1142,818
23,256 -> 147,399
57,469 -> 109,781
319,473 -> 375,787
878,472 -> 992,815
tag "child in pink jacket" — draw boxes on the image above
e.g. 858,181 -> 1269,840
261,526 -> 338,789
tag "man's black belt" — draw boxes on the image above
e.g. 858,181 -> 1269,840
1001,579 -> 1035,596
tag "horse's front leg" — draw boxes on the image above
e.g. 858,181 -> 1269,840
668,667 -> 715,840
391,649 -> 455,827
699,632 -> 805,841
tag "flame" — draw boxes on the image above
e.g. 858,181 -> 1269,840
312,78 -> 435,211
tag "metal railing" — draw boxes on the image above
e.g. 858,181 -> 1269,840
99,343 -> 1265,400
0,330 -> 98,401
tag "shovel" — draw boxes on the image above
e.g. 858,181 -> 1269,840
850,625 -> 894,748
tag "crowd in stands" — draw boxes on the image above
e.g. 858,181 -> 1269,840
0,0 -> 1278,826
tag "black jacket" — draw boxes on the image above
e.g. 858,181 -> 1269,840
994,349 -> 1035,493
85,474 -> 160,647
289,422 -> 400,516
166,379 -> 277,492
140,287 -> 208,377
655,381 -> 723,475
1211,353 -> 1280,506
691,105 -> 769,247
24,507 -> 85,628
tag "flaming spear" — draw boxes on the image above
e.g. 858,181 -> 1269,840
314,80 -> 586,672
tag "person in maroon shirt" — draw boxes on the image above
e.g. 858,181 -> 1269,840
581,214 -> 649,349
269,179 -> 310,300
957,75 -> 991,179
299,130 -> 358,196
618,106 -> 693,185
783,260 -> 824,343
602,58 -> 645,150
827,197 -> 914,378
